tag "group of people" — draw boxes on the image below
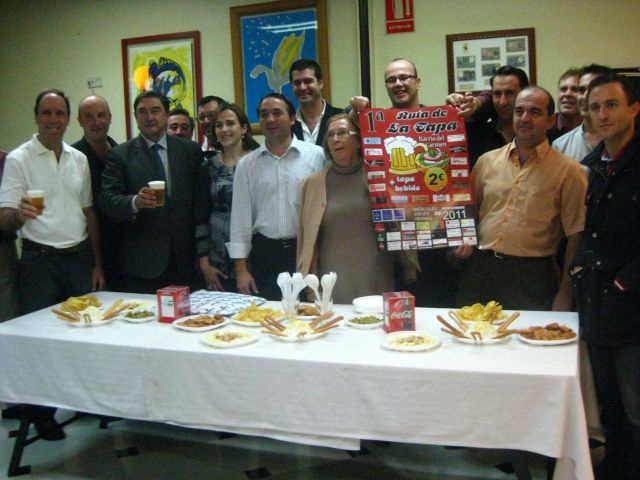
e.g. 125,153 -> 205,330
0,55 -> 638,480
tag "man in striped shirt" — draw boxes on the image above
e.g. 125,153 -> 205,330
227,93 -> 325,300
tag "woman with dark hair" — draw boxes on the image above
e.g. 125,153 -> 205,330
297,114 -> 417,303
200,104 -> 259,291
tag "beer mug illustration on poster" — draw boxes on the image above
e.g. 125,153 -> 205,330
359,106 -> 478,252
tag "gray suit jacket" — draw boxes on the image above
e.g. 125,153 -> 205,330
100,135 -> 207,280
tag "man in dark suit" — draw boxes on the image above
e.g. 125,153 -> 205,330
101,91 -> 207,293
289,58 -> 343,147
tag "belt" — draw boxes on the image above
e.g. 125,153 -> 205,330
253,233 -> 296,249
478,249 -> 550,262
22,238 -> 88,254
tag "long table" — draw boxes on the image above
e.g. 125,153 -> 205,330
0,292 -> 593,479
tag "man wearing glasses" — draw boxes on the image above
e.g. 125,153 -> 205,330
348,59 -> 464,308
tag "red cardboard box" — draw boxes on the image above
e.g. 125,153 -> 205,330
157,285 -> 191,323
383,291 -> 415,333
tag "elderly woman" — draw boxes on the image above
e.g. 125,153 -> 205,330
199,103 -> 259,291
297,114 -> 417,304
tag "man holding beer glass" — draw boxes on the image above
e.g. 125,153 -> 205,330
101,91 -> 207,293
0,88 -> 105,440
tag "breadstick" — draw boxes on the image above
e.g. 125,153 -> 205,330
312,322 -> 341,334
52,308 -> 80,322
310,311 -> 333,328
263,317 -> 285,331
261,328 -> 287,337
447,310 -> 467,331
103,299 -> 123,319
436,315 -> 467,338
440,327 -> 466,338
498,312 -> 520,331
313,315 -> 343,331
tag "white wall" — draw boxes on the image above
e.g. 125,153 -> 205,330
1,0 -> 638,150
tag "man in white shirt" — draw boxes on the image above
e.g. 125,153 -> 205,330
227,93 -> 325,299
0,88 -> 104,440
289,58 -> 343,146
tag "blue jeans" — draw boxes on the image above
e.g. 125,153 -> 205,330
18,240 -> 93,315
588,342 -> 640,479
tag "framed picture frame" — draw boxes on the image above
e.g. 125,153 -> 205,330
230,0 -> 330,131
121,31 -> 202,140
446,28 -> 536,94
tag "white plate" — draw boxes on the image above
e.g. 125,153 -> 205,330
346,314 -> 383,330
517,334 -> 578,346
353,295 -> 383,314
201,330 -> 258,348
381,331 -> 440,352
119,307 -> 158,323
271,330 -> 328,343
454,334 -> 510,345
173,314 -> 229,332
65,316 -> 114,328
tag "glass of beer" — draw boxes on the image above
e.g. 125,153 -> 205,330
148,181 -> 166,207
26,189 -> 45,215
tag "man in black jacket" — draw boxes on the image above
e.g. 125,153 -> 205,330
572,73 -> 640,480
101,91 -> 208,293
289,58 -> 342,147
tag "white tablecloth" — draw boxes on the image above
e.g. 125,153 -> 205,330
0,292 -> 593,480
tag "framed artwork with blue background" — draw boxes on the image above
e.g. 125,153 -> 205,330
231,0 -> 330,131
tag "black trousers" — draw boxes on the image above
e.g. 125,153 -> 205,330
250,233 -> 297,301
456,249 -> 558,310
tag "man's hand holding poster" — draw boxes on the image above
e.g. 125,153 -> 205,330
360,106 -> 478,252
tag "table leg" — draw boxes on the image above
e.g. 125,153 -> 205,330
511,451 -> 533,480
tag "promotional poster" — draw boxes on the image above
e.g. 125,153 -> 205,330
359,106 -> 478,252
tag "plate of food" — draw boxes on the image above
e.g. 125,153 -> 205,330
271,320 -> 328,342
346,314 -> 383,329
518,323 -> 578,346
353,295 -> 383,314
120,307 -> 157,323
295,303 -> 322,320
59,294 -> 102,313
201,329 -> 258,348
53,305 -> 114,327
381,331 -> 440,352
231,302 -> 285,327
173,314 -> 228,332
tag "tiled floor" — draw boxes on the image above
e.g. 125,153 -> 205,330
0,409 -> 598,479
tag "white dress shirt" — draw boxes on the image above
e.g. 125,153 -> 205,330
0,134 -> 91,248
227,136 -> 325,259
296,100 -> 327,144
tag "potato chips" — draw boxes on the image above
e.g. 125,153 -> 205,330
458,301 -> 506,322
60,294 -> 102,312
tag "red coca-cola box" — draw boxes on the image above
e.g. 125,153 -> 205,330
157,285 -> 191,323
383,291 -> 415,333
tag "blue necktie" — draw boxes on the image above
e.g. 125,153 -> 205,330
150,143 -> 166,182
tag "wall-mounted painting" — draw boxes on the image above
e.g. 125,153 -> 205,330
121,31 -> 202,140
446,28 -> 536,94
230,0 -> 329,131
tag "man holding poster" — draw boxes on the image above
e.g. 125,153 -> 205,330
351,58 -> 464,308
455,87 -> 587,311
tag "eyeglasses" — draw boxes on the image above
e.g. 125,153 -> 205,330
384,74 -> 417,85
326,129 -> 356,140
